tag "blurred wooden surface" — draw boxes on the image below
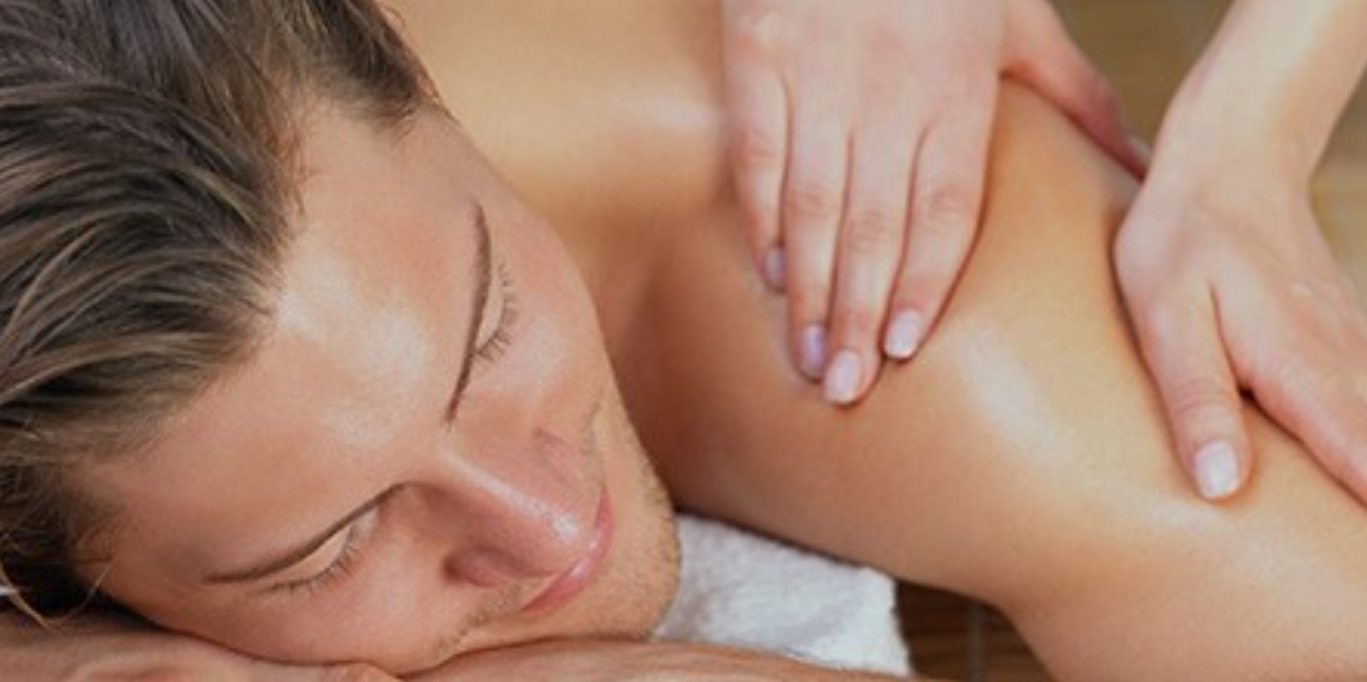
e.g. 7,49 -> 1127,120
899,584 -> 1046,681
900,1 -> 1367,679
1055,0 -> 1367,297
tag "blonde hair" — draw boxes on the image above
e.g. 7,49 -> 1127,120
0,0 -> 433,624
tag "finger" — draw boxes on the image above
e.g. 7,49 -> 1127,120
1134,286 -> 1252,501
822,112 -> 918,405
782,104 -> 849,381
1005,0 -> 1145,176
1272,369 -> 1367,504
1241,329 -> 1367,505
887,100 -> 993,362
721,5 -> 790,288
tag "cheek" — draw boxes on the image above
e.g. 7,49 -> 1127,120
315,538 -> 479,671
202,554 -> 466,672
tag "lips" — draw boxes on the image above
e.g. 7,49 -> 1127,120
521,487 -> 614,613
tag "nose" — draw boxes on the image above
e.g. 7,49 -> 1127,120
432,428 -> 598,588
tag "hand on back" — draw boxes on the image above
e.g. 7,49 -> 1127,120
721,0 -> 1140,404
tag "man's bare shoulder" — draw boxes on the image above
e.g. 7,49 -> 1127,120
388,0 -> 731,231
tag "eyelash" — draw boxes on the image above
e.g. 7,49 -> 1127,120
473,260 -> 519,367
270,486 -> 402,599
276,524 -> 364,598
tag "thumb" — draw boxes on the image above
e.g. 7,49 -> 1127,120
1003,0 -> 1145,176
1133,286 -> 1253,501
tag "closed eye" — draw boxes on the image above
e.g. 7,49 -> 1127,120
473,260 -> 518,368
267,490 -> 388,598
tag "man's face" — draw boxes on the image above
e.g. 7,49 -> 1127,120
85,106 -> 679,675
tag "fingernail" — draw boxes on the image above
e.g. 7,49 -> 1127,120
1194,441 -> 1240,500
824,350 -> 863,405
763,248 -> 786,291
883,310 -> 925,360
799,325 -> 827,380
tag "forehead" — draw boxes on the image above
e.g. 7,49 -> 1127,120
89,107 -> 482,565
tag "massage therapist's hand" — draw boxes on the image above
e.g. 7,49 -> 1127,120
1115,0 -> 1367,503
1117,154 -> 1367,503
721,0 -> 1140,404
421,639 -> 911,682
0,613 -> 396,682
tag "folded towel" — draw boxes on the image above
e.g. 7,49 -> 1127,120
653,515 -> 912,677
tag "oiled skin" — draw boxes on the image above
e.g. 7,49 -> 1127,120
392,1 -> 1367,679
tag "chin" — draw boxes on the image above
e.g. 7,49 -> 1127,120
595,378 -> 681,634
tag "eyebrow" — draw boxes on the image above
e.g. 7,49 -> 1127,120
204,203 -> 491,587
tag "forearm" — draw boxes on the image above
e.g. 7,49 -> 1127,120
1158,0 -> 1367,182
413,639 -> 921,682
0,610 -> 189,680
0,609 -> 386,681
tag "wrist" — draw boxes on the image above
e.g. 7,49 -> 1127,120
1153,0 -> 1367,185
1154,82 -> 1317,190
1137,139 -> 1310,247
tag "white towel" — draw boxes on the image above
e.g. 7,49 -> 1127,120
653,515 -> 912,677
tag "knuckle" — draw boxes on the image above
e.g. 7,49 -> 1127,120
732,128 -> 784,173
785,180 -> 842,224
842,206 -> 902,257
1167,376 -> 1238,428
913,184 -> 976,234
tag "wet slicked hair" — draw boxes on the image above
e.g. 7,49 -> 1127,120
0,0 -> 433,622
